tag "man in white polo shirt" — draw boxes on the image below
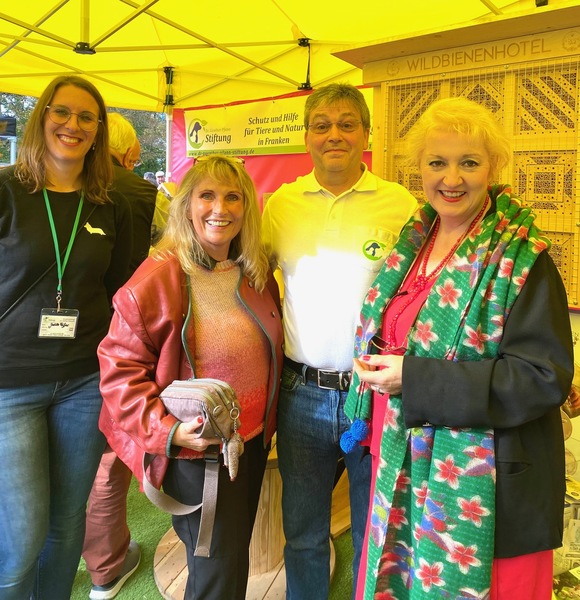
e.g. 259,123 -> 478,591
262,83 -> 417,599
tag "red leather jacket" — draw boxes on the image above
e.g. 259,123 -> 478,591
97,254 -> 283,488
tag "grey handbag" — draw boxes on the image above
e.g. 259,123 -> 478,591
159,377 -> 243,477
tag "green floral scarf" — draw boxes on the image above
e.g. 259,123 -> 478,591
343,185 -> 551,599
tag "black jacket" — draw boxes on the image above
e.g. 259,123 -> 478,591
111,158 -> 157,275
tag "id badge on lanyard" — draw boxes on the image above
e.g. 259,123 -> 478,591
37,189 -> 83,340
38,307 -> 80,339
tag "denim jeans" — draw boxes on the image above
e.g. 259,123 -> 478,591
277,366 -> 371,600
0,372 -> 106,600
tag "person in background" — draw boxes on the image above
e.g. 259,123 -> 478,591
107,112 -> 157,270
143,170 -> 171,244
97,155 -> 283,600
0,75 -> 132,599
261,83 -> 417,599
143,171 -> 157,186
156,169 -> 176,201
82,112 -> 157,600
344,96 -> 574,600
151,186 -> 172,246
150,190 -> 171,245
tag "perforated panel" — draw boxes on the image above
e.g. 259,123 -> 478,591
516,65 -> 577,137
380,56 -> 580,306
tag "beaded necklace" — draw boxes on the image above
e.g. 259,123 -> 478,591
383,200 -> 489,351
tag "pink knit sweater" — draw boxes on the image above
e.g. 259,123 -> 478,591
189,260 -> 270,441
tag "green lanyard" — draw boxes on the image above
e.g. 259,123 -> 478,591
43,188 -> 84,310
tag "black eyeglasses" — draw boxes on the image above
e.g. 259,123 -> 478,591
46,105 -> 101,132
307,120 -> 361,135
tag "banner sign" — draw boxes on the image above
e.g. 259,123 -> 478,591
183,89 -> 373,157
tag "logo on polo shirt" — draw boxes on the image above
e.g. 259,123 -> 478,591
363,239 -> 386,261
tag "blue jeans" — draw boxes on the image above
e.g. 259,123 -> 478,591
0,372 -> 106,600
277,366 -> 371,600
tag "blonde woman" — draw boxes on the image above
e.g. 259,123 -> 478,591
97,155 -> 283,600
345,97 -> 573,599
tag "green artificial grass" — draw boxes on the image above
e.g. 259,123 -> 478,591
329,530 -> 355,599
72,477 -> 353,599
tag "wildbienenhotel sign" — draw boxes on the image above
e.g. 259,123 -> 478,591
368,28 -> 580,81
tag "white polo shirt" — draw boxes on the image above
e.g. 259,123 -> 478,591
262,165 -> 418,372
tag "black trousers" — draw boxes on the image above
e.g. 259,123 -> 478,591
163,436 -> 269,600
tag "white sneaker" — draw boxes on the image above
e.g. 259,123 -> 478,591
89,540 -> 141,600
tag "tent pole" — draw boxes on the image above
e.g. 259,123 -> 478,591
165,112 -> 172,183
81,0 -> 89,43
163,66 -> 175,182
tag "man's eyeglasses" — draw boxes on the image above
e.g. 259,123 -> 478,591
307,120 -> 361,135
46,105 -> 101,132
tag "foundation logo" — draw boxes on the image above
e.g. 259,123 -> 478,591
188,118 -> 207,150
363,239 -> 387,261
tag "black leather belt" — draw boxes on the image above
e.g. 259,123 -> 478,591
284,357 -> 351,391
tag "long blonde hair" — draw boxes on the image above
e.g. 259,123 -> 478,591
14,75 -> 112,205
154,155 -> 269,292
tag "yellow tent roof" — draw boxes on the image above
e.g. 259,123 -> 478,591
1,0 -> 569,111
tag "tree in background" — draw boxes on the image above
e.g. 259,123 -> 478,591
0,93 -> 166,175
0,93 -> 35,165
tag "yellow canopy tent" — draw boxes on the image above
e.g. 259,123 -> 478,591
0,0 -> 571,112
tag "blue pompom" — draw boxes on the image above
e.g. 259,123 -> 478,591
350,419 -> 369,442
340,431 -> 357,454
340,419 -> 370,454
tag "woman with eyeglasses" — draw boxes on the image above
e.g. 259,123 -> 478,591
343,97 -> 573,599
96,155 -> 283,599
0,76 -> 132,599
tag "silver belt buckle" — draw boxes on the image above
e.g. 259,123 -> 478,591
317,369 -> 338,390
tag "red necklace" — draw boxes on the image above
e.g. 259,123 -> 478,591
383,201 -> 488,351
